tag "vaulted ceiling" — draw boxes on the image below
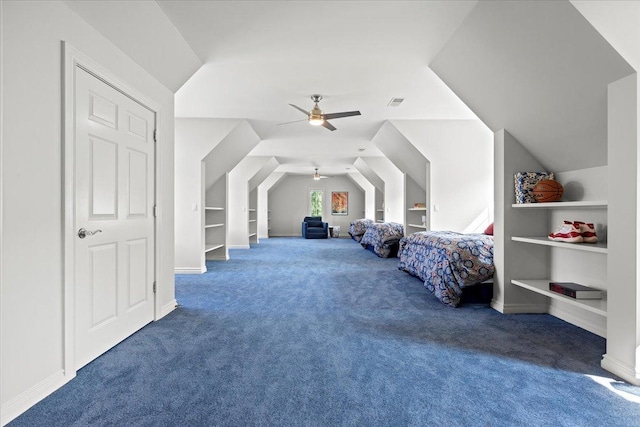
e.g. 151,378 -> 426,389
66,0 -> 636,177
158,0 -> 480,176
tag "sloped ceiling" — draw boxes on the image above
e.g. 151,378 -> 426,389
372,122 -> 427,191
158,0 -> 480,176
572,0 -> 640,72
430,0 -> 634,173
64,0 -> 202,92
202,120 -> 262,188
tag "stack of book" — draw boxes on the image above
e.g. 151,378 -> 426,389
549,282 -> 602,299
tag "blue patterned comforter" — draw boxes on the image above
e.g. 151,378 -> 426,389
360,222 -> 405,258
398,231 -> 494,307
349,218 -> 374,243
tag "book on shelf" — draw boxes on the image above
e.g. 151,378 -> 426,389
549,282 -> 602,300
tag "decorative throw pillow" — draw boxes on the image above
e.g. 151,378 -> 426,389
514,172 -> 554,204
484,222 -> 494,236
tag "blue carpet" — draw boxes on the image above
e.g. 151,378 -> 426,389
10,237 -> 640,426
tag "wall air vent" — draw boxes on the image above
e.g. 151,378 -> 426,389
387,97 -> 404,107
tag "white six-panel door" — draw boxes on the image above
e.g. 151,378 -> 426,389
74,67 -> 155,369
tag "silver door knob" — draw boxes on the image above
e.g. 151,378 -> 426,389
78,228 -> 102,239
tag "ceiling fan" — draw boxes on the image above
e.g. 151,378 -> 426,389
313,168 -> 331,180
280,95 -> 361,131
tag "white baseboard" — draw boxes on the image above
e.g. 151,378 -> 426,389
490,299 -> 505,313
227,244 -> 250,249
491,300 -> 547,314
1,370 -> 72,426
174,266 -> 206,275
206,254 -> 228,261
548,302 -> 606,338
601,354 -> 640,385
158,299 -> 178,319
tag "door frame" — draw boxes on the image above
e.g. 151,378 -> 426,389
62,42 -> 163,377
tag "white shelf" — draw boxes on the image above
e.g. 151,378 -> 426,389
511,200 -> 607,209
511,279 -> 607,317
376,209 -> 384,212
408,207 -> 427,211
248,232 -> 257,237
205,206 -> 224,211
248,219 -> 256,223
407,223 -> 427,229
205,243 -> 225,253
248,208 -> 256,212
511,236 -> 607,254
205,223 -> 224,229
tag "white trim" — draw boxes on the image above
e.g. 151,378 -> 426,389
227,244 -> 250,250
0,5 -> 4,422
308,186 -> 325,217
206,254 -> 229,261
1,370 -> 72,426
491,300 -> 547,314
548,302 -> 606,338
174,267 -> 207,275
153,111 -> 163,321
159,300 -> 178,319
601,354 -> 640,386
62,41 -> 163,381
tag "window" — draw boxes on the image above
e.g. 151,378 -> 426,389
310,189 -> 323,217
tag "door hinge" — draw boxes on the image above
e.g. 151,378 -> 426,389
153,129 -> 157,142
153,205 -> 158,217
153,281 -> 157,293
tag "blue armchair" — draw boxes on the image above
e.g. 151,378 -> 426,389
302,216 -> 329,239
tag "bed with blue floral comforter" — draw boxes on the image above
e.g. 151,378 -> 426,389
349,218 -> 374,243
398,231 -> 494,307
360,222 -> 405,258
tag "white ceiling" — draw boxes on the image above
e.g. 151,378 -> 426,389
64,0 -> 202,92
156,0 -> 480,176
431,0 -> 634,172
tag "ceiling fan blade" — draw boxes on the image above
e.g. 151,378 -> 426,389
322,120 -> 337,131
277,119 -> 308,125
323,110 -> 361,120
289,104 -> 310,116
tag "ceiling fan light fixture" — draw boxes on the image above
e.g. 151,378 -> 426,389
309,115 -> 324,126
283,95 -> 360,131
313,168 -> 321,180
309,104 -> 324,125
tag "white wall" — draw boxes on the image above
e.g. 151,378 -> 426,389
353,157 -> 384,192
393,120 -> 493,232
347,172 -> 376,220
1,1 -> 176,423
174,118 -> 240,273
227,157 -> 273,248
359,157 -> 405,224
430,0 -> 634,173
572,1 -> 640,73
372,121 -> 427,192
492,130 -> 548,314
63,0 -> 202,92
268,175 -> 365,237
257,172 -> 286,239
603,73 -> 640,384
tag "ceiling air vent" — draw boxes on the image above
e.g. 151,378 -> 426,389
387,97 -> 404,107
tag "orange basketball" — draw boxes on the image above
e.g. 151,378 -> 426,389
532,179 -> 563,202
